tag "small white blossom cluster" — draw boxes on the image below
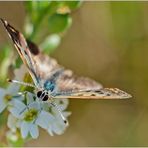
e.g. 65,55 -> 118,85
0,65 -> 71,140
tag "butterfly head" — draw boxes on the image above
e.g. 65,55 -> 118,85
36,89 -> 50,101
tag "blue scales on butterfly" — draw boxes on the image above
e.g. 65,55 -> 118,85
44,81 -> 55,92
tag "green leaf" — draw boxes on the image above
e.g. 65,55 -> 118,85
0,111 -> 7,128
15,57 -> 22,69
0,45 -> 10,63
24,1 -> 60,40
64,1 -> 82,10
25,1 -> 33,14
25,1 -> 51,24
19,73 -> 34,93
0,46 -> 11,82
35,1 -> 51,11
40,34 -> 61,53
48,13 -> 72,33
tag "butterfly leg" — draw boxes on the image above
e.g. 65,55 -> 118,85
47,98 -> 68,126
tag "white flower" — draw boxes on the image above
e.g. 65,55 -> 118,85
9,92 -> 40,139
0,64 -> 71,139
0,88 -> 8,113
20,121 -> 39,139
6,129 -> 19,142
39,98 -> 71,136
7,114 -> 20,131
7,114 -> 21,142
8,92 -> 71,138
49,98 -> 71,135
0,84 -> 20,113
0,65 -> 27,113
35,110 -> 55,136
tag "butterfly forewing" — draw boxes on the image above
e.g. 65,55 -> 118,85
1,18 -> 132,99
1,19 -> 41,88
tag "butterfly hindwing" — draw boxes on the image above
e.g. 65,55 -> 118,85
54,88 -> 131,99
27,52 -> 103,92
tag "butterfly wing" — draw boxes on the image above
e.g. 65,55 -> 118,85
1,19 -> 102,91
53,88 -> 132,99
1,19 -> 41,87
31,53 -> 103,91
30,50 -> 131,99
1,19 -> 132,99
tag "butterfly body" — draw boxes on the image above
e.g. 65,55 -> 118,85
44,81 -> 55,91
1,18 -> 132,101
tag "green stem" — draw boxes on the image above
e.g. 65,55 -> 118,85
30,2 -> 58,40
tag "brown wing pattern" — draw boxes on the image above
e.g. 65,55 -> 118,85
1,19 -> 41,87
1,18 -> 102,91
32,53 -> 103,91
1,18 -> 132,99
26,51 -> 132,99
54,88 -> 131,99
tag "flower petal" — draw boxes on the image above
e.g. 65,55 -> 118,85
54,98 -> 69,111
0,88 -> 6,97
36,110 -> 55,129
7,83 -> 20,95
28,101 -> 40,110
29,123 -> 39,139
0,97 -> 7,113
0,88 -> 7,113
7,114 -> 17,130
9,100 -> 26,118
47,127 -> 54,136
6,130 -> 18,142
52,121 -> 66,135
26,92 -> 35,105
51,107 -> 69,123
20,121 -> 30,138
62,111 -> 72,118
10,99 -> 26,109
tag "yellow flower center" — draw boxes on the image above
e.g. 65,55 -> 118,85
24,108 -> 38,122
4,94 -> 12,102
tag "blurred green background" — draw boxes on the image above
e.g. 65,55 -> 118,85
0,1 -> 148,147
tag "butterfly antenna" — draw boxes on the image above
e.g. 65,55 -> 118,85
7,79 -> 37,88
50,101 -> 69,126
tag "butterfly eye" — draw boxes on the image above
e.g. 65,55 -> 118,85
37,91 -> 42,98
42,95 -> 48,101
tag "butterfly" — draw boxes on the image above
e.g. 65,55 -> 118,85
1,19 -> 131,123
